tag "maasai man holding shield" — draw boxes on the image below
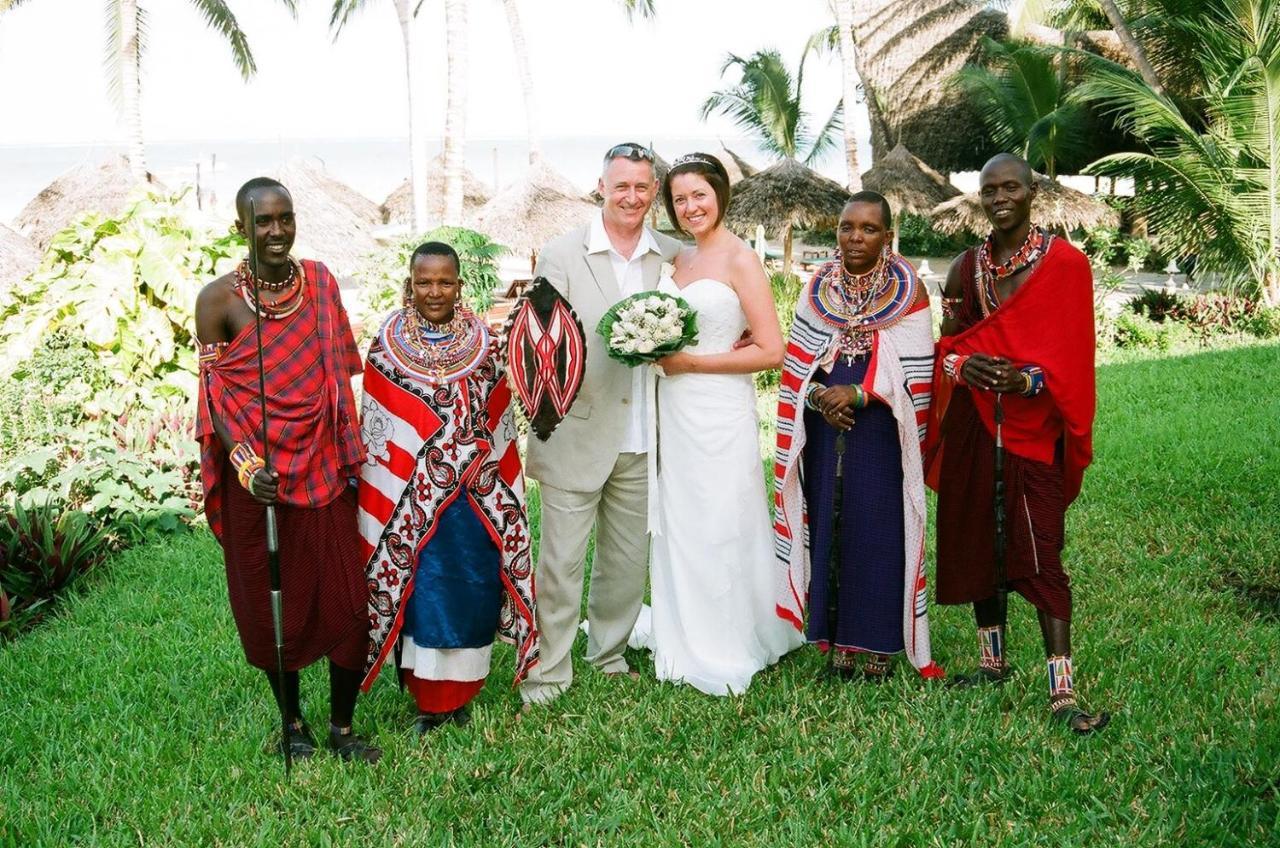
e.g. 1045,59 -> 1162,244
358,242 -> 537,734
194,178 -> 381,763
927,154 -> 1110,733
774,192 -> 942,682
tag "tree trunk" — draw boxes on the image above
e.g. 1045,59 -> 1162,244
120,0 -> 147,180
1096,0 -> 1165,97
442,0 -> 468,226
783,222 -> 794,278
395,0 -> 428,232
501,0 -> 541,165
835,0 -> 861,189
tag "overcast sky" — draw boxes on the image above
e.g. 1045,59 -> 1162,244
0,0 -> 864,154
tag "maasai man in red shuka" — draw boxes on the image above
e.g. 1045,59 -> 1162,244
925,154 -> 1109,733
774,193 -> 943,683
358,242 -> 537,735
194,177 -> 380,763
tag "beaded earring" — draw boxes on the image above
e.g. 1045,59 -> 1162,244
402,278 -> 412,308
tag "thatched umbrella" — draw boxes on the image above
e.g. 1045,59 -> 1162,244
382,154 -> 492,228
928,173 -> 1120,236
718,146 -> 758,184
273,158 -> 381,276
725,158 -> 851,273
469,161 -> 596,265
861,142 -> 962,252
13,156 -> 158,251
0,223 -> 40,291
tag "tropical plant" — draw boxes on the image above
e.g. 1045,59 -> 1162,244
1,1 -> 295,180
0,188 -> 242,416
700,48 -> 843,167
1079,0 -> 1280,304
355,227 -> 509,338
955,37 -> 1091,179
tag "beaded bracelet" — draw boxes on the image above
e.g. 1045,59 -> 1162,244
852,384 -> 868,409
1019,365 -> 1046,398
804,383 -> 824,411
229,442 -> 266,493
943,353 -> 970,384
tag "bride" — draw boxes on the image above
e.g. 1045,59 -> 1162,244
643,152 -> 804,695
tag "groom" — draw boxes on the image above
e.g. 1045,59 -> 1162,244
520,142 -> 681,707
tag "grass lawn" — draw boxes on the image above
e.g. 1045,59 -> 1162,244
2,342 -> 1278,846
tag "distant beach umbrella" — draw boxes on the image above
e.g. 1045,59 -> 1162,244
928,173 -> 1120,237
469,160 -> 596,261
726,158 -> 851,273
0,223 -> 40,291
718,145 -> 759,185
861,142 -> 961,218
382,154 -> 493,228
14,156 -> 157,251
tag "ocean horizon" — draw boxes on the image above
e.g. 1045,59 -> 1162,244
0,135 -> 845,224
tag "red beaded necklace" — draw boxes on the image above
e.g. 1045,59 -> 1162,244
976,225 -> 1051,317
234,256 -> 306,320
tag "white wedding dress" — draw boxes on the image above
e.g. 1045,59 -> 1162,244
643,275 -> 804,695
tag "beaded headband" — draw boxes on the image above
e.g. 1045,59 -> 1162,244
671,154 -> 718,169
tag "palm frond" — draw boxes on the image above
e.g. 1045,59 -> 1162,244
618,0 -> 655,22
187,0 -> 255,79
330,0 -> 372,34
803,101 -> 844,166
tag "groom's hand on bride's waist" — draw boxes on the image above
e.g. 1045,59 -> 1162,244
732,330 -> 754,350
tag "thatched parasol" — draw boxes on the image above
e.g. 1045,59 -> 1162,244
382,154 -> 493,227
469,161 -> 596,262
725,158 -> 851,272
928,173 -> 1120,236
273,158 -> 381,276
13,156 -> 158,250
718,145 -> 758,184
861,142 -> 961,217
0,223 -> 40,290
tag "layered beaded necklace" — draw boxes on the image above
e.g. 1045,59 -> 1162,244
384,304 -> 490,385
976,225 -> 1052,318
811,250 -> 917,364
234,256 -> 306,320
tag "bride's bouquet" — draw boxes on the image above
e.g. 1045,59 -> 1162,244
596,290 -> 698,367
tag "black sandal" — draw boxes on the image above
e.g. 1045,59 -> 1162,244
328,729 -> 383,763
1051,701 -> 1111,735
412,705 -> 471,736
276,722 -> 317,760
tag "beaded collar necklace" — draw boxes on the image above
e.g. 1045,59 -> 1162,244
811,251 -> 918,363
977,225 -> 1051,317
234,256 -> 306,320
383,304 -> 490,385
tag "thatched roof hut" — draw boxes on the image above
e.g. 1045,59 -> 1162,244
861,142 -> 961,217
13,156 -> 158,250
0,223 -> 40,290
382,154 -> 493,227
726,158 -> 851,271
469,161 -> 596,260
273,158 -> 381,276
928,173 -> 1120,236
719,146 -> 758,184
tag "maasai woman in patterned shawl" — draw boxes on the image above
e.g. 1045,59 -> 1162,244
774,192 -> 943,681
358,241 -> 537,733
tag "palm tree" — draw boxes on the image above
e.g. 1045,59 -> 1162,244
832,0 -> 862,190
700,48 -> 842,166
955,37 -> 1089,179
441,0 -> 467,225
331,0 -> 431,231
3,0 -> 295,181
500,0 -> 540,165
1080,0 -> 1280,303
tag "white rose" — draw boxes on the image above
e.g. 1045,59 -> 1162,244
636,339 -> 655,354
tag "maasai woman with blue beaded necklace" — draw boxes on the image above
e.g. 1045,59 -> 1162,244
357,242 -> 538,735
774,192 -> 944,682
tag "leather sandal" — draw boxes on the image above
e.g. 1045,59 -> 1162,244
328,728 -> 383,763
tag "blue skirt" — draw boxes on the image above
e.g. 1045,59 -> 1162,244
403,493 -> 503,649
802,357 -> 906,655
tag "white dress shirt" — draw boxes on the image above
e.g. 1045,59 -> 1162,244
587,210 -> 660,454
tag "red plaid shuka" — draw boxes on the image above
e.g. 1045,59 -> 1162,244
196,260 -> 364,539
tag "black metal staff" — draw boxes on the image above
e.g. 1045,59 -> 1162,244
247,197 -> 291,779
825,429 -> 846,677
993,394 -> 1009,636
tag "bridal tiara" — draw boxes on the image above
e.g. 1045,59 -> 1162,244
672,153 -> 718,169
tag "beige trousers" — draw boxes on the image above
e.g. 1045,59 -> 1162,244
520,452 -> 648,705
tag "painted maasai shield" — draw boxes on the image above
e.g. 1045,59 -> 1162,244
504,277 -> 587,441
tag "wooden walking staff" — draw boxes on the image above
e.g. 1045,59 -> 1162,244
247,197 -> 292,779
993,395 -> 1009,637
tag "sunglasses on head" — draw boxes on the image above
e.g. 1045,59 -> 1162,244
605,143 -> 654,162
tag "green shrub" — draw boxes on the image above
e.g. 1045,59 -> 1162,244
758,272 -> 802,392
895,213 -> 968,257
355,226 -> 508,339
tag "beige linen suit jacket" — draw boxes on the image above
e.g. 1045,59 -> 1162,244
524,223 -> 682,490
